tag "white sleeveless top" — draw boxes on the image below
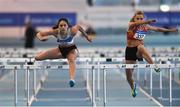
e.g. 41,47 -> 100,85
56,29 -> 75,46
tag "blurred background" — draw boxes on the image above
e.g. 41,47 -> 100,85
0,0 -> 180,48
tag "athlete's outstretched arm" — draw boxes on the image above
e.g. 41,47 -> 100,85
129,19 -> 156,27
36,29 -> 57,41
147,25 -> 178,32
79,25 -> 93,42
72,25 -> 92,42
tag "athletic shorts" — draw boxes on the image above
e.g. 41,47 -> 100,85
58,45 -> 77,58
125,46 -> 143,61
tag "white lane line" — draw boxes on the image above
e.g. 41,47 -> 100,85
139,87 -> 163,107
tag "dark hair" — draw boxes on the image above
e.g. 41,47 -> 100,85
130,10 -> 144,22
52,18 -> 71,29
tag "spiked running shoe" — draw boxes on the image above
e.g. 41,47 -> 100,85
131,82 -> 137,98
69,79 -> 75,87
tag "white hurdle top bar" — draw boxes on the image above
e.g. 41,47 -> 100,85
0,57 -> 180,63
0,64 -> 179,70
0,65 -> 21,69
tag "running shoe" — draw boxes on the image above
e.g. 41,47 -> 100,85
131,82 -> 137,98
69,79 -> 75,87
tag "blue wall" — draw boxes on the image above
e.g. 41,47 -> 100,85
0,12 -> 77,27
144,11 -> 180,27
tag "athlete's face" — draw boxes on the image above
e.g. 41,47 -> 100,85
134,14 -> 144,22
58,20 -> 68,34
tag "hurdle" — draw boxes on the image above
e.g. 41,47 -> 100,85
1,57 -> 180,106
28,62 -> 101,106
0,65 -> 21,106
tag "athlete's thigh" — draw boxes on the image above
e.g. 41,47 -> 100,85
67,49 -> 77,61
37,47 -> 62,60
137,45 -> 148,57
137,45 -> 153,63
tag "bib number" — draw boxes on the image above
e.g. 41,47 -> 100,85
134,30 -> 146,40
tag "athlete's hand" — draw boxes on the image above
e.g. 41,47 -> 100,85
147,19 -> 156,24
86,35 -> 93,43
36,37 -> 48,41
35,34 -> 48,41
170,28 -> 178,32
151,19 -> 156,22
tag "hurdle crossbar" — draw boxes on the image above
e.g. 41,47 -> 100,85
0,65 -> 21,69
0,64 -> 178,70
1,57 -> 180,63
25,64 -> 176,69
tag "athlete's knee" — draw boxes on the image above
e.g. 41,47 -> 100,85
34,55 -> 41,61
34,51 -> 46,61
68,58 -> 76,64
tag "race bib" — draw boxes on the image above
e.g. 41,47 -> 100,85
134,30 -> 146,40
